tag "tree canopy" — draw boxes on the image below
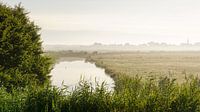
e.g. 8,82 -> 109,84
0,3 -> 52,90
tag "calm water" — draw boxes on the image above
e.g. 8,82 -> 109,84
50,60 -> 115,91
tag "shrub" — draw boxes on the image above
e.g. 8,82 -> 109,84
0,3 -> 52,89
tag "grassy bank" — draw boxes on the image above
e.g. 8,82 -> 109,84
87,51 -> 200,83
2,51 -> 200,111
1,76 -> 200,112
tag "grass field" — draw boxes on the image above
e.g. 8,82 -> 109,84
2,51 -> 200,111
87,51 -> 200,83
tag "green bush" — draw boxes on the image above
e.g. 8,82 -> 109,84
0,87 -> 26,112
0,3 -> 52,89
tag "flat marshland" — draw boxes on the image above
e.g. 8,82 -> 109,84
3,2 -> 200,111
88,51 -> 200,83
3,51 -> 200,111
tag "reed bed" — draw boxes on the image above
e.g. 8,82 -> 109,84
1,75 -> 200,112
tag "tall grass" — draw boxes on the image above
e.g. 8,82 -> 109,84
0,87 -> 26,112
62,80 -> 113,112
113,75 -> 200,112
1,76 -> 200,111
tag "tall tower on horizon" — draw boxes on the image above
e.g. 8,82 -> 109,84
187,38 -> 189,45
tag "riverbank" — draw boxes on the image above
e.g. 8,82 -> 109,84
2,73 -> 200,112
13,51 -> 198,111
48,51 -> 200,89
2,51 -> 200,111
87,51 -> 200,83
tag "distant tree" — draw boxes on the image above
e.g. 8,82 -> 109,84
0,3 -> 52,90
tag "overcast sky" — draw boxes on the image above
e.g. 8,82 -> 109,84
2,0 -> 200,45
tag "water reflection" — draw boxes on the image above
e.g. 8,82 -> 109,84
50,60 -> 115,91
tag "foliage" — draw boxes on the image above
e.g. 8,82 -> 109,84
63,80 -> 113,112
0,87 -> 26,112
0,77 -> 200,112
24,86 -> 65,112
0,3 -> 52,89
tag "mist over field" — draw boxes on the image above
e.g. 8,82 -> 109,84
4,0 -> 200,46
44,42 -> 200,52
3,0 -> 200,111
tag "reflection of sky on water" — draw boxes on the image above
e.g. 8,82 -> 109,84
50,60 -> 115,91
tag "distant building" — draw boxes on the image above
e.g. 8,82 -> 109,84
93,42 -> 102,46
187,38 -> 189,45
125,43 -> 130,46
180,38 -> 190,46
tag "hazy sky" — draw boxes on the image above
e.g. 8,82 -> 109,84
2,0 -> 200,45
